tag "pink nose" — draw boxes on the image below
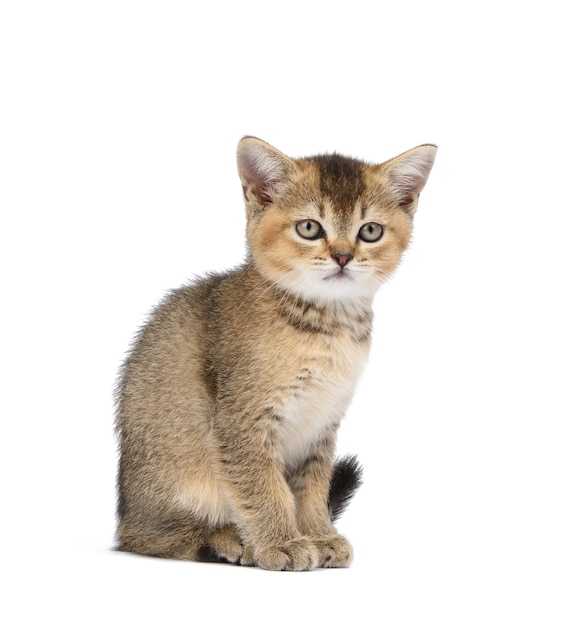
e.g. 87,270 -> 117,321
333,252 -> 353,267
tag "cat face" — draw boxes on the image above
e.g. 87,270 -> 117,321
237,138 -> 436,304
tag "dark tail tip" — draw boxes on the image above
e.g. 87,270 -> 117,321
328,454 -> 363,523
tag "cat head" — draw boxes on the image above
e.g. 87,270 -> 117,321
237,137 -> 436,305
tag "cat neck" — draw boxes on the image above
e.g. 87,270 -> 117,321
243,263 -> 374,343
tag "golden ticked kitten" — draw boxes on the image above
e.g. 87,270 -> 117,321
115,137 -> 437,570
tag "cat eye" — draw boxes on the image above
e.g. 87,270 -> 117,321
358,222 -> 383,242
296,220 -> 324,240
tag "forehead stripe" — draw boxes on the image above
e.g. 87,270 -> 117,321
307,154 -> 367,217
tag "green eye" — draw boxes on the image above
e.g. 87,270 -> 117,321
358,222 -> 383,242
296,220 -> 324,240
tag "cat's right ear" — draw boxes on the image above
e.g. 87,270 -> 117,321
237,137 -> 295,208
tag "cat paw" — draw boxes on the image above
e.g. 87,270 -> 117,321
237,544 -> 256,567
205,526 -> 245,563
254,537 -> 319,571
312,533 -> 353,568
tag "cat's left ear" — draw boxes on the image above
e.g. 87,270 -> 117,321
377,144 -> 437,209
237,137 -> 296,208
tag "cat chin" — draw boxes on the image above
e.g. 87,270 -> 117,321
276,273 -> 379,306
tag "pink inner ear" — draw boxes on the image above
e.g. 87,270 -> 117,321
238,140 -> 293,207
244,172 -> 273,206
399,190 -> 417,206
388,147 -> 436,205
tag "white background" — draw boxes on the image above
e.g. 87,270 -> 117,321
2,1 -> 569,624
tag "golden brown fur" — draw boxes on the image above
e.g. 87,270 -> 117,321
115,137 -> 436,570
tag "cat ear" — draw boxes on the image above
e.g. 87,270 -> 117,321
237,137 -> 295,207
379,144 -> 437,207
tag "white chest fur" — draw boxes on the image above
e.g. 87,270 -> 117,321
276,334 -> 369,468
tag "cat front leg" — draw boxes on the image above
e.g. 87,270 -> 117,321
212,410 -> 319,571
289,433 -> 354,568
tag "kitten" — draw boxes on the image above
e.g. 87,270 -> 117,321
115,137 -> 436,571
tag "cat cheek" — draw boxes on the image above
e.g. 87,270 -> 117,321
378,246 -> 406,278
250,213 -> 288,252
388,212 -> 414,249
250,221 -> 302,277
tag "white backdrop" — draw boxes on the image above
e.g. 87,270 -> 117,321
2,1 -> 568,624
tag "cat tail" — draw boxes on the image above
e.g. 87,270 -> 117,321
328,455 -> 363,522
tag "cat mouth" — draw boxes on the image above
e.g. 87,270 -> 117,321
323,269 -> 352,282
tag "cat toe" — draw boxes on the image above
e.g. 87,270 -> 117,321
237,545 -> 256,566
255,537 -> 319,571
313,533 -> 353,568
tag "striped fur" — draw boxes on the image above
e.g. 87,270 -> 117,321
116,137 -> 436,570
